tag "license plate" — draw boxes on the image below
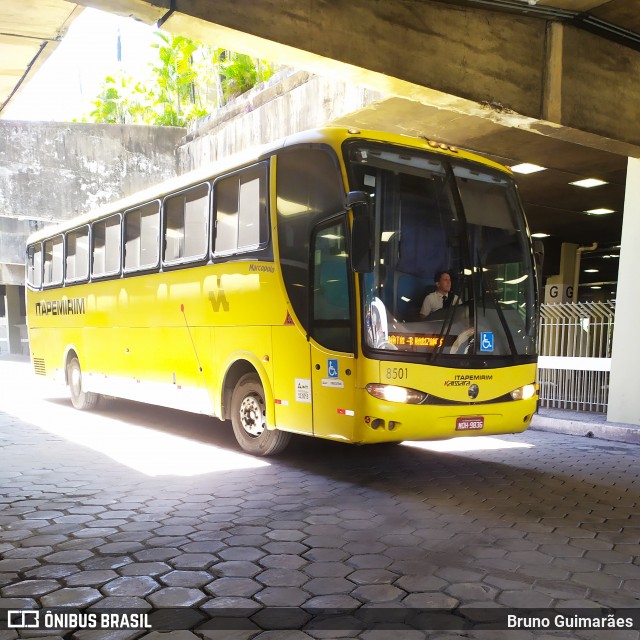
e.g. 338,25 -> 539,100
456,416 -> 484,431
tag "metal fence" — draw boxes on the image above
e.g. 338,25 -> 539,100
537,301 -> 615,413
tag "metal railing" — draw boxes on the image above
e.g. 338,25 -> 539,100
537,301 -> 614,413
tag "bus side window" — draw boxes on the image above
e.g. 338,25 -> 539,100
163,185 -> 209,264
213,163 -> 268,256
213,175 -> 238,254
125,201 -> 160,271
92,215 -> 122,278
43,235 -> 64,287
66,226 -> 90,283
27,244 -> 43,289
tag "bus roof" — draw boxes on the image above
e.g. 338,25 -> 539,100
27,126 -> 510,244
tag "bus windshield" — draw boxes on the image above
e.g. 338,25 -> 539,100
346,142 -> 537,361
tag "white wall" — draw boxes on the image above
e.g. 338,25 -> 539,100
607,156 -> 640,424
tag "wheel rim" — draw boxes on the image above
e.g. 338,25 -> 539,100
70,363 -> 82,397
239,392 -> 265,438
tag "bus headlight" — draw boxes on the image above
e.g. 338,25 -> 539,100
366,383 -> 427,404
510,384 -> 536,401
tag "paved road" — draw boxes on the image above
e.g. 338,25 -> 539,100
0,359 -> 639,639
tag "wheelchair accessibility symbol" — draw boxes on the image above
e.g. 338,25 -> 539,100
327,359 -> 339,378
480,332 -> 494,352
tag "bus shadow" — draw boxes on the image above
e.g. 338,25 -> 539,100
43,394 -> 640,550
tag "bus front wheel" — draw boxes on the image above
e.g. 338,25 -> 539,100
230,373 -> 291,456
67,357 -> 100,411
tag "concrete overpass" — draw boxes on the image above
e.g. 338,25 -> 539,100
4,1 -> 639,152
2,0 -> 640,424
2,1 -> 638,262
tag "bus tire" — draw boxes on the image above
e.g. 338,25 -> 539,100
230,373 -> 291,456
67,357 -> 100,411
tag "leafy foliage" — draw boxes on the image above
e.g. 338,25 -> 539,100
85,31 -> 276,127
88,75 -> 151,124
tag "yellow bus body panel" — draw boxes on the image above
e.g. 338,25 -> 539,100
28,261 -> 291,420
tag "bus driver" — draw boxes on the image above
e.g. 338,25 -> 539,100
419,270 -> 460,319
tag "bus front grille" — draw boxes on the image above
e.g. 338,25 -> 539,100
33,358 -> 46,376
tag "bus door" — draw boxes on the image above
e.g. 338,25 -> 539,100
309,218 -> 356,440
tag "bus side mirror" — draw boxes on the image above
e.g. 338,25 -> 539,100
346,191 -> 373,273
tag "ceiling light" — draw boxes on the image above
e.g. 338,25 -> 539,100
511,163 -> 546,174
570,178 -> 608,188
584,269 -> 599,273
531,232 -> 549,238
590,286 -> 602,290
585,208 -> 614,215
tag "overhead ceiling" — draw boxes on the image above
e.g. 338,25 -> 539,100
0,0 -> 637,298
0,0 -> 82,114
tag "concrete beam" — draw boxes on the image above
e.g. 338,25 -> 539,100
561,26 -> 640,148
152,0 -> 640,157
73,0 -> 169,23
0,1 -> 81,112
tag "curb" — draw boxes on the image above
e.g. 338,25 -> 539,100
531,413 -> 640,446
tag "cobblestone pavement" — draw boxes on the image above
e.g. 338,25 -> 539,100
0,359 -> 639,640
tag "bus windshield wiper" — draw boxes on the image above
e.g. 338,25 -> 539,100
430,296 -> 458,363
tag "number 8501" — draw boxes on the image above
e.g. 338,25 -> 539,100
385,367 -> 408,381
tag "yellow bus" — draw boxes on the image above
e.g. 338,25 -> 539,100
26,127 -> 538,456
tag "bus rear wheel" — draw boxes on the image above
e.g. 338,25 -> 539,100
230,373 -> 291,456
67,357 -> 100,411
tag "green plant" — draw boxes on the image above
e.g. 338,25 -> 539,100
85,32 -> 277,127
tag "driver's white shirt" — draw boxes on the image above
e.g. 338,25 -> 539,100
420,291 -> 459,318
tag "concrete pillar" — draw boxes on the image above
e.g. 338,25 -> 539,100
544,242 -> 577,303
6,285 -> 24,355
0,286 -> 6,354
607,157 -> 640,425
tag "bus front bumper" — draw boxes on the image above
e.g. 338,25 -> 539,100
353,395 -> 537,444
